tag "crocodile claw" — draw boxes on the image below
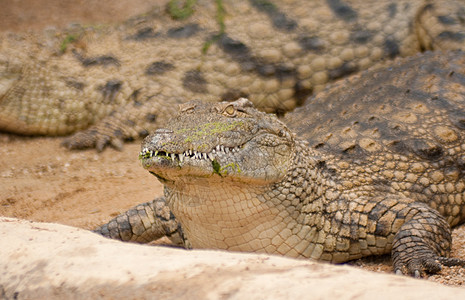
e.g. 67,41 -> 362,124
62,131 -> 124,152
393,255 -> 465,277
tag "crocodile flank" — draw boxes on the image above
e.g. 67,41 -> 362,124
1,0 -> 465,150
95,51 -> 465,277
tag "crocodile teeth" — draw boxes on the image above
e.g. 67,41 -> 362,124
142,144 -> 242,162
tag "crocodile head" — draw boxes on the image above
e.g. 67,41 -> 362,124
139,98 -> 295,186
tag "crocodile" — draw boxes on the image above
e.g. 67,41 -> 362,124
95,51 -> 465,277
1,0 -> 465,151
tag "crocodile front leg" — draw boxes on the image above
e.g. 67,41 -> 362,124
391,202 -> 465,277
94,196 -> 187,247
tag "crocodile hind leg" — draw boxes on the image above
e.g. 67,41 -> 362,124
62,95 -> 180,152
390,202 -> 465,277
94,196 -> 187,247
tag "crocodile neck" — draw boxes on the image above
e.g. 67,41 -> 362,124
164,140 -> 329,257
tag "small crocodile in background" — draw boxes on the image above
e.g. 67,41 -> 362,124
1,0 -> 465,151
96,51 -> 465,277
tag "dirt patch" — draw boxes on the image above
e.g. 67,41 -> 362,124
0,134 -> 163,229
0,0 -> 162,33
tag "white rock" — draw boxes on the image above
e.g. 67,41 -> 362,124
1,217 -> 464,299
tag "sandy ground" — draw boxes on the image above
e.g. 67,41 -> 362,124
0,134 -> 162,229
0,0 -> 161,32
1,0 -> 465,288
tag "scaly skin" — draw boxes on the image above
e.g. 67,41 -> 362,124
95,51 -> 465,277
1,0 -> 465,150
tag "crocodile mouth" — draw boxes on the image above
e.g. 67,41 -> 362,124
139,142 -> 248,183
139,144 -> 243,163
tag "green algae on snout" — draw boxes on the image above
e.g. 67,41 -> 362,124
177,120 -> 244,143
212,159 -> 241,177
220,162 -> 241,175
212,159 -> 222,176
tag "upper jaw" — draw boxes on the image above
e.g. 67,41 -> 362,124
138,118 -> 254,172
139,129 -> 294,187
139,144 -> 243,163
138,132 -> 248,175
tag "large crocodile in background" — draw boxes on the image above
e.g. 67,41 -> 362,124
1,0 -> 465,151
95,51 -> 465,277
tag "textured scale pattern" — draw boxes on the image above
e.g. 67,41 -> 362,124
287,51 -> 465,228
2,0 -> 465,150
95,51 -> 465,277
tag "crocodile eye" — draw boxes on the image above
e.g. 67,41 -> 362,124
184,107 -> 195,114
223,104 -> 236,117
179,103 -> 196,114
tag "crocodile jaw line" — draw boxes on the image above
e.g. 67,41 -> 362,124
139,143 -> 243,164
